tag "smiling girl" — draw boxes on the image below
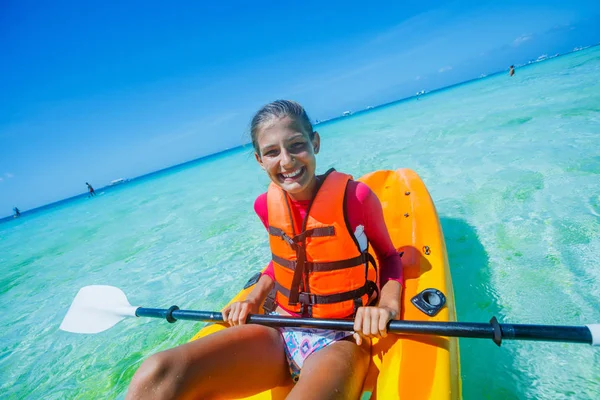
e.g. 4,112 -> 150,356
127,100 -> 403,400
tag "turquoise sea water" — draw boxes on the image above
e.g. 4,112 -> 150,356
2,46 -> 600,399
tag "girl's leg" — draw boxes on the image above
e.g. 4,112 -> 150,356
126,324 -> 292,400
287,338 -> 371,400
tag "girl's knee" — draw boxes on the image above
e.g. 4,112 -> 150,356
128,352 -> 185,399
141,352 -> 177,380
354,340 -> 371,370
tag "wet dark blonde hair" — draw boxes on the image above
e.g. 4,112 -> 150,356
250,100 -> 314,155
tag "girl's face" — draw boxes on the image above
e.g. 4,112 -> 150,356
255,116 -> 320,201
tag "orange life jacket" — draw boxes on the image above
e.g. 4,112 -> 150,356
267,169 -> 378,319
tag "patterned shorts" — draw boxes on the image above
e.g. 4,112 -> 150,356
273,314 -> 352,383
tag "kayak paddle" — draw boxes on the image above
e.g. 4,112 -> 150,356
60,285 -> 600,347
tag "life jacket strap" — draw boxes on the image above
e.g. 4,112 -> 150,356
275,280 -> 378,305
287,245 -> 306,305
273,250 -> 378,307
366,252 -> 377,274
268,227 -> 297,249
262,287 -> 278,313
268,226 -> 336,244
293,226 -> 336,241
353,297 -> 363,315
271,252 -> 369,272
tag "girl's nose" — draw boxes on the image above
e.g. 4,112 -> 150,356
280,150 -> 294,167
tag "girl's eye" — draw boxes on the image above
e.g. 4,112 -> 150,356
264,149 -> 278,157
291,142 -> 305,150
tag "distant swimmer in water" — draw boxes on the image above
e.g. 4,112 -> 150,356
13,207 -> 21,217
86,182 -> 96,197
509,65 -> 515,77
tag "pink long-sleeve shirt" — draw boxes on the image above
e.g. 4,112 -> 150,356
254,180 -> 404,292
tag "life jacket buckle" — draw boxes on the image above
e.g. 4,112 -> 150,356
298,292 -> 316,305
280,233 -> 297,250
262,288 -> 277,313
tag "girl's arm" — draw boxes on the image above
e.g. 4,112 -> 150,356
222,193 -> 274,326
245,273 -> 274,306
253,192 -> 276,282
377,280 -> 402,318
347,181 -> 404,288
222,274 -> 274,326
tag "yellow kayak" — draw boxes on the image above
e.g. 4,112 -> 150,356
190,169 -> 462,399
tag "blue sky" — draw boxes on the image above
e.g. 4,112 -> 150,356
1,0 -> 599,216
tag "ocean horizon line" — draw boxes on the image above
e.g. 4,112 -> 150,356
3,43 -> 597,222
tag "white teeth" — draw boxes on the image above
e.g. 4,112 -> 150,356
283,168 -> 302,178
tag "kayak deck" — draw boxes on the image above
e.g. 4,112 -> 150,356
190,169 -> 462,399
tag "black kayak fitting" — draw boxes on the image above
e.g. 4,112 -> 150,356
411,288 -> 446,317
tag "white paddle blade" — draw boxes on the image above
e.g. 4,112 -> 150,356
60,285 -> 139,334
588,324 -> 600,346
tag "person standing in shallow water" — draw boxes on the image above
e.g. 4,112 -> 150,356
126,100 -> 404,400
509,65 -> 515,76
13,207 -> 21,217
86,182 -> 96,197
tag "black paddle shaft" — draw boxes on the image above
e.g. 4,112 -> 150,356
134,307 -> 594,346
